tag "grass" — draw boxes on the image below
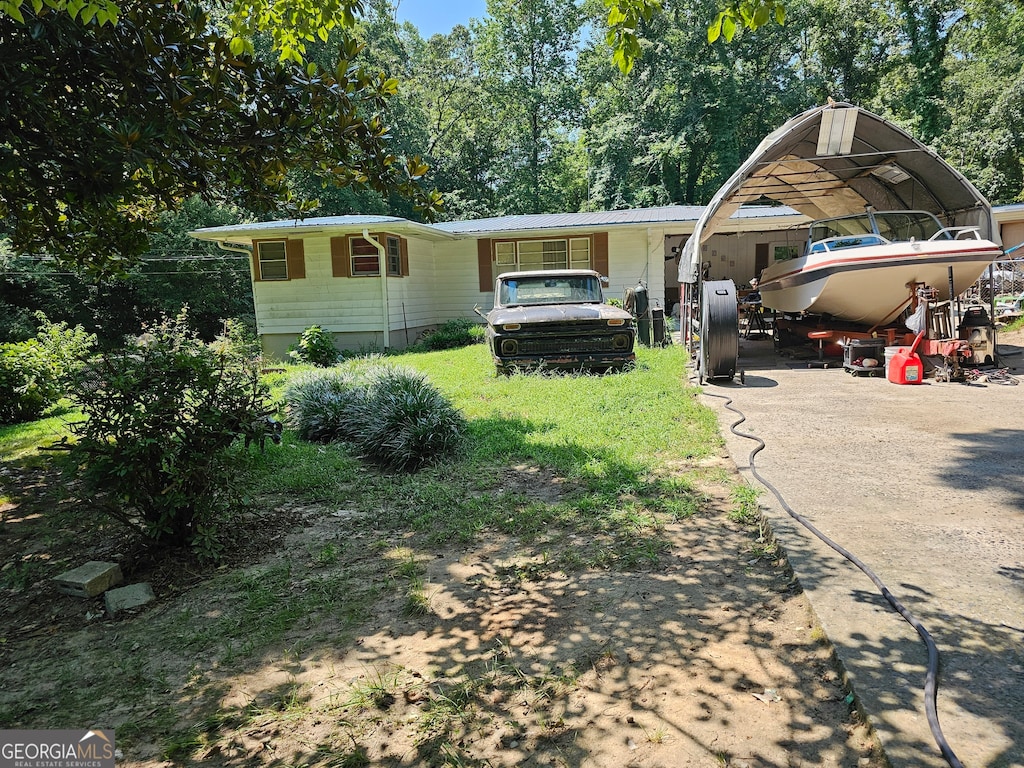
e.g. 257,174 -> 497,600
0,343 -> 741,761
0,409 -> 79,464
1003,315 -> 1024,333
243,345 -> 722,572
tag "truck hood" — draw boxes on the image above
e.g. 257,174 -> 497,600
487,304 -> 633,326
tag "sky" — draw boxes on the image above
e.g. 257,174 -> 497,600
393,0 -> 488,38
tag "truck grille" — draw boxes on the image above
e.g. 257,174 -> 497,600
517,336 -> 617,354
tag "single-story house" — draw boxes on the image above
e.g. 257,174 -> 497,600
190,203 -> 1024,359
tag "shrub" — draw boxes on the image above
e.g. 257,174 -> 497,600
417,318 -> 485,351
214,317 -> 262,363
0,341 -> 53,424
0,314 -> 96,424
61,311 -> 278,561
283,360 -> 465,471
289,325 -> 340,367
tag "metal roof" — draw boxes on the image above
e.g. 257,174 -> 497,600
433,205 -> 709,234
681,102 -> 999,282
190,205 -> 805,244
189,215 -> 457,244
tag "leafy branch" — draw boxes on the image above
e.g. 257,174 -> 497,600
604,0 -> 787,74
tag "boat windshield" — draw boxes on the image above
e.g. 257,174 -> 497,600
873,212 -> 947,241
499,275 -> 603,306
807,210 -> 948,252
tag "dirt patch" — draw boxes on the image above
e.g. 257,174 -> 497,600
0,461 -> 885,767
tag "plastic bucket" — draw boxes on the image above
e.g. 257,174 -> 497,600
884,346 -> 903,376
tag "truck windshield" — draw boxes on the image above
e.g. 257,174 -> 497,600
500,275 -> 603,306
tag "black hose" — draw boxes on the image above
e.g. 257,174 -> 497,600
702,384 -> 965,768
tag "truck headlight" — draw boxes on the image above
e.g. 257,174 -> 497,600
500,338 -> 519,355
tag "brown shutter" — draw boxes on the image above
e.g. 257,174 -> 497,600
593,232 -> 609,277
286,239 -> 305,280
400,236 -> 409,277
331,236 -> 351,277
477,238 -> 492,292
250,239 -> 264,282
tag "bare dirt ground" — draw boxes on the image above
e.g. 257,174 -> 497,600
0,452 -> 888,767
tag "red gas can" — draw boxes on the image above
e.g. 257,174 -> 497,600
887,331 -> 926,385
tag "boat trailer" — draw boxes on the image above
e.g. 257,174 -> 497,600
690,278 -> 999,384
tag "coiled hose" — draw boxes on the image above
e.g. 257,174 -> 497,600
702,384 -> 964,768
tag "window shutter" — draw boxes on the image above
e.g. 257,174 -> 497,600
286,239 -> 305,279
593,232 -> 609,277
251,239 -> 264,282
400,237 -> 409,276
331,236 -> 351,277
477,238 -> 492,292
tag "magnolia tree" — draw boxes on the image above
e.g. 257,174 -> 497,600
0,0 -> 441,274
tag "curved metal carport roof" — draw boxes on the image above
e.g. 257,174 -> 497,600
681,101 -> 999,282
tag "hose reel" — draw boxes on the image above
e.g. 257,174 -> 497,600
698,280 -> 739,383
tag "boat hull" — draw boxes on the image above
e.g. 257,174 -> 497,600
758,240 -> 1001,326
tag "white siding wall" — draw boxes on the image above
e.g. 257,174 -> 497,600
386,236 -> 438,336
253,225 -> 692,348
254,235 -> 383,336
254,234 -> 449,349
604,227 -> 671,308
432,240 -> 491,319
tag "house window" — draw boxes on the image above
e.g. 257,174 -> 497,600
492,237 -> 590,282
495,242 -> 516,273
350,237 -> 380,276
257,240 -> 288,280
386,236 -> 402,277
570,238 -> 590,269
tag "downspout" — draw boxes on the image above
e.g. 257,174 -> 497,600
216,241 -> 264,345
363,229 -> 391,350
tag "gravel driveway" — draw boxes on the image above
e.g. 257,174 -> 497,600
703,329 -> 1024,768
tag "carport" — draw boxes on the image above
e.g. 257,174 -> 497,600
680,101 -> 999,285
686,102 -> 1022,768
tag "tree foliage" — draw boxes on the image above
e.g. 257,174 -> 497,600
0,0 -> 440,273
1,198 -> 254,346
606,0 -> 787,73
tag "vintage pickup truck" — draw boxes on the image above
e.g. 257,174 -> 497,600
483,269 -> 636,375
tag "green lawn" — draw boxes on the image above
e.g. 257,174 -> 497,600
243,344 -> 723,561
0,343 -> 747,759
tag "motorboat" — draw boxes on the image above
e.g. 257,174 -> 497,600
757,209 -> 1002,326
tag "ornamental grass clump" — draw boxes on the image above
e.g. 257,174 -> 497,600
354,366 -> 467,471
283,362 -> 465,471
283,368 -> 366,443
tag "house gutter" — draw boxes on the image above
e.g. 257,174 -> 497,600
215,241 -> 252,255
362,229 -> 391,350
